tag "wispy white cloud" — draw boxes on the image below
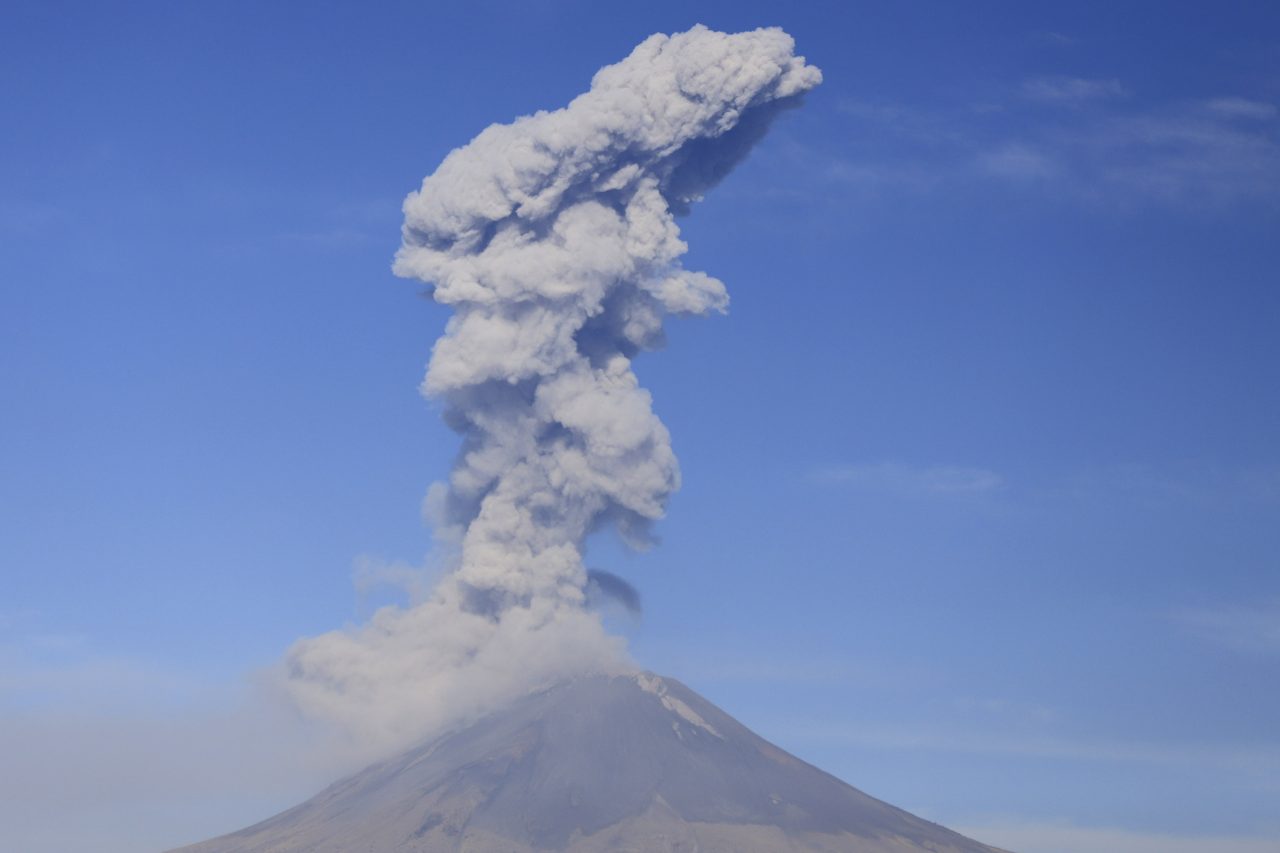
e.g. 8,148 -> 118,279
1075,103 -> 1280,205
1029,31 -> 1079,48
1022,75 -> 1129,103
979,142 -> 1057,180
824,85 -> 1280,208
778,719 -> 1280,774
1173,600 -> 1280,655
951,695 -> 1059,726
824,159 -> 941,192
1058,463 -> 1280,508
835,99 -> 970,144
953,821 -> 1280,853
812,462 -> 1005,496
1206,97 -> 1279,120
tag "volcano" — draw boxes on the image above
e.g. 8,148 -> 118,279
172,673 -> 1008,852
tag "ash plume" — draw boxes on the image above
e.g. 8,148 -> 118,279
282,25 -> 820,755
586,569 -> 642,615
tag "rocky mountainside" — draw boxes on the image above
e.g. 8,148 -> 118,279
171,673 -> 1010,852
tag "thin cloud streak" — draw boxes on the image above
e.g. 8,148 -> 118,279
1056,463 -> 1280,508
1021,76 -> 1129,103
825,84 -> 1280,207
1173,600 -> 1280,655
1206,97 -> 1280,120
778,720 -> 1280,775
812,462 -> 1006,496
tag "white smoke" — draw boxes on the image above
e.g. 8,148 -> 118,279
283,25 -> 820,755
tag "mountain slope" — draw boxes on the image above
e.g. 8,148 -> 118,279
171,673 -> 1010,852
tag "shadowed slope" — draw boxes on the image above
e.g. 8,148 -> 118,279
172,674 -> 1010,852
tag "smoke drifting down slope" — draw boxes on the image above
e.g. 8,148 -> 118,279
283,26 -> 821,755
175,675 -> 1008,853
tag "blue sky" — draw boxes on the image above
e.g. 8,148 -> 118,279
2,2 -> 1278,851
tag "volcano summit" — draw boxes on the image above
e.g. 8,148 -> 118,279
174,674 -> 1008,853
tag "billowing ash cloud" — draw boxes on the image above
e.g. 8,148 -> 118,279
282,25 -> 820,755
